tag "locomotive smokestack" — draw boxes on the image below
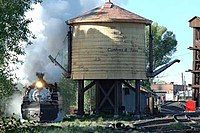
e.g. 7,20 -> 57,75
36,72 -> 44,79
35,72 -> 47,89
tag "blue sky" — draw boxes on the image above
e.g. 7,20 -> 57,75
122,0 -> 200,84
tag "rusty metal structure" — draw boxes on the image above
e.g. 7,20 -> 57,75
56,1 -> 180,116
189,16 -> 200,107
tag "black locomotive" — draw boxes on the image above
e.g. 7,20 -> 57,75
21,72 -> 63,122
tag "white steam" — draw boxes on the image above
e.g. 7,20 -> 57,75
5,93 -> 23,118
17,0 -> 128,84
7,0 -> 128,119
22,2 -> 67,83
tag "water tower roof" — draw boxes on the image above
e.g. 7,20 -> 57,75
67,2 -> 152,25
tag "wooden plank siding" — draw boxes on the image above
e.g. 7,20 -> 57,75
71,23 -> 147,79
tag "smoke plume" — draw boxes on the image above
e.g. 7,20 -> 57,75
5,93 -> 23,118
18,0 -> 128,84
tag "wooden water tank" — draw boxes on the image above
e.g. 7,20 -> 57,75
67,2 -> 152,80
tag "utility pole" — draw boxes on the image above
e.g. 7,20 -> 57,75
184,76 -> 187,100
181,73 -> 186,100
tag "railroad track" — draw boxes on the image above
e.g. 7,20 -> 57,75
132,113 -> 200,132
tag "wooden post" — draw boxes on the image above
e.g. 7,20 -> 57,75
95,80 -> 122,115
77,80 -> 84,116
195,88 -> 198,106
114,81 -> 119,115
149,24 -> 153,75
149,96 -> 154,115
95,81 -> 100,114
67,26 -> 72,76
135,80 -> 140,115
193,88 -> 199,107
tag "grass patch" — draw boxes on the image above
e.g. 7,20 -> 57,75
1,115 -> 155,133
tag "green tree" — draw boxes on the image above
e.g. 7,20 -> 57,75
84,81 -> 96,114
0,0 -> 41,115
146,23 -> 177,69
143,23 -> 177,89
58,77 -> 77,114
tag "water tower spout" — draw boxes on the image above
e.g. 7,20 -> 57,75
147,24 -> 180,78
147,59 -> 180,78
48,55 -> 70,78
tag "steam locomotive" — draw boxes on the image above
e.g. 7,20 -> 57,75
21,72 -> 63,122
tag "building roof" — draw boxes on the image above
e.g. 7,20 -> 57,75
140,88 -> 158,97
189,16 -> 200,28
67,2 -> 152,25
189,16 -> 200,22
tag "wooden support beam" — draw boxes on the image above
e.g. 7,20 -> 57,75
188,46 -> 200,51
83,80 -> 96,92
95,80 -> 122,115
193,88 -> 199,107
114,81 -> 121,115
135,80 -> 140,115
148,96 -> 154,115
67,26 -> 72,77
77,80 -> 84,116
98,82 -> 115,109
96,81 -> 100,114
122,80 -> 136,92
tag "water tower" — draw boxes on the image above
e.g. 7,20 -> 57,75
189,16 -> 200,107
64,1 -> 179,115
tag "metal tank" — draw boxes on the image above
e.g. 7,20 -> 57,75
67,2 -> 152,80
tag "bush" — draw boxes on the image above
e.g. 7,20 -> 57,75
58,77 -> 77,115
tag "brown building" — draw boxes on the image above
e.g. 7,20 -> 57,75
151,83 -> 185,101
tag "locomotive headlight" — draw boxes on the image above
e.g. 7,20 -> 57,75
35,81 -> 43,88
